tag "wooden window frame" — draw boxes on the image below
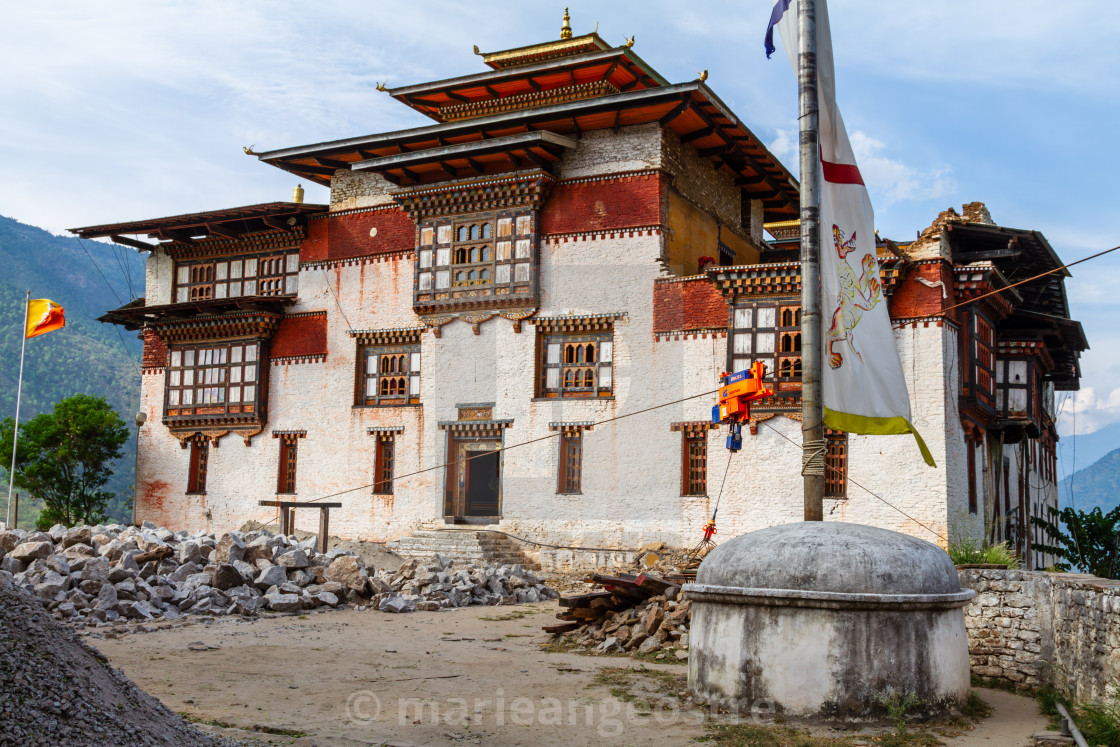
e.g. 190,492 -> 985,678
539,331 -> 614,399
558,431 -> 583,494
731,300 -> 801,406
358,343 -> 421,406
186,440 -> 208,495
374,437 -> 395,495
173,250 -> 300,303
967,438 -> 978,514
823,430 -> 848,499
682,432 -> 708,497
277,438 -> 298,495
165,341 -> 262,419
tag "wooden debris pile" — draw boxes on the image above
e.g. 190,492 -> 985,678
543,572 -> 692,659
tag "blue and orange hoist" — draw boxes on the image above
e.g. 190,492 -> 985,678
692,362 -> 775,555
711,360 -> 774,452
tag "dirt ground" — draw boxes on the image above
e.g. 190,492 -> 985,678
89,604 -> 1049,746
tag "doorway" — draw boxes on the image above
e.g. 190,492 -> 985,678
445,436 -> 502,522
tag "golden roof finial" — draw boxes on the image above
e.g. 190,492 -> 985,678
473,44 -> 481,55
243,145 -> 258,155
624,35 -> 635,48
375,81 -> 387,92
560,7 -> 572,39
698,69 -> 709,82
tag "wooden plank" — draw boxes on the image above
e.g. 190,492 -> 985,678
559,591 -> 615,609
635,573 -> 681,596
543,622 -> 581,634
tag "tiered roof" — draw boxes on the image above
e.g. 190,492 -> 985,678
255,15 -> 799,221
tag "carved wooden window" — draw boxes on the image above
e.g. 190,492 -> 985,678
187,439 -> 208,495
166,342 -> 261,417
965,312 -> 996,408
359,344 -> 420,406
277,438 -> 298,494
995,358 -> 1033,420
540,333 -> 613,398
374,436 -> 395,495
683,432 -> 707,496
823,430 -> 848,499
174,251 -> 299,303
558,432 -> 582,494
414,210 -> 536,308
731,301 -> 801,406
967,439 -> 978,514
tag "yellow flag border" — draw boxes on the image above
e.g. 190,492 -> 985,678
823,407 -> 936,467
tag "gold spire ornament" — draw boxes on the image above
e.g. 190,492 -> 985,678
624,35 -> 635,48
473,44 -> 481,55
698,69 -> 709,82
376,81 -> 388,92
243,145 -> 258,155
560,7 -> 572,39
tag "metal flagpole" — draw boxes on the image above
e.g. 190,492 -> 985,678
797,0 -> 825,521
6,290 -> 30,529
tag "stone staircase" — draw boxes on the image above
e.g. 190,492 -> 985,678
388,528 -> 540,569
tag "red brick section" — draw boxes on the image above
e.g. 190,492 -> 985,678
541,173 -> 664,234
889,261 -> 952,320
141,330 -> 166,369
653,277 -> 727,333
271,313 -> 328,359
300,208 -> 416,263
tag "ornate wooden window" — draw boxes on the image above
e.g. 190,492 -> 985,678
558,431 -> 582,494
683,432 -> 708,496
967,439 -> 978,514
166,342 -> 261,417
823,430 -> 848,499
359,344 -> 421,406
174,251 -> 299,303
186,438 -> 208,495
539,333 -> 613,398
277,435 -> 299,494
374,436 -> 395,495
963,312 -> 996,408
731,301 -> 801,406
995,358 -> 1035,420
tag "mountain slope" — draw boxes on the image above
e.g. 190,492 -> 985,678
0,214 -> 146,524
1057,423 -> 1120,481
1060,447 -> 1120,515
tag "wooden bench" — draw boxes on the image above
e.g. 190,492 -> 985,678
258,501 -> 342,554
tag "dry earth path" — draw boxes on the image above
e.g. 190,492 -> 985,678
90,603 -> 1049,746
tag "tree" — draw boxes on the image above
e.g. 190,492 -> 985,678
1031,504 -> 1120,579
0,394 -> 129,528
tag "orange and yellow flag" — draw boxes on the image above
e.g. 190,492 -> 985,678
26,298 -> 65,339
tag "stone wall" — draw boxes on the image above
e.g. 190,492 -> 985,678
957,568 -> 1120,702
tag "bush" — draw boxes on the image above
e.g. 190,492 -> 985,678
947,537 -> 1021,568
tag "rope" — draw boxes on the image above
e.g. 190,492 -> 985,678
801,438 -> 826,477
711,448 -> 734,523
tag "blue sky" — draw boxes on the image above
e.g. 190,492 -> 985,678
3,1 -> 1119,435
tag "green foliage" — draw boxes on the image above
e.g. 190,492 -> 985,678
947,536 -> 1021,568
1031,504 -> 1120,579
1037,688 -> 1120,747
880,691 -> 923,735
0,394 -> 129,527
0,214 -> 143,523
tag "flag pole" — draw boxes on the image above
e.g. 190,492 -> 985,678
798,0 -> 825,521
6,290 -> 30,529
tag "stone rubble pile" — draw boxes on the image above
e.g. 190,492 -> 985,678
0,521 -> 558,626
545,572 -> 692,661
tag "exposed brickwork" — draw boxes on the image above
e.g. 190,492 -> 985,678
540,172 -> 663,235
653,276 -> 727,333
889,261 -> 952,320
301,208 -> 416,264
271,312 -> 328,359
141,329 -> 166,370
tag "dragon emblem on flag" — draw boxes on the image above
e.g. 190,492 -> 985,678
825,224 -> 882,369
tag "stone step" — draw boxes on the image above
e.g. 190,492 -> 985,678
390,529 -> 539,570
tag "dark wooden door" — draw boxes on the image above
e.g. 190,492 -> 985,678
465,450 -> 500,516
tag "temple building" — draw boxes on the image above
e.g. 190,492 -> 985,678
72,16 -> 1085,569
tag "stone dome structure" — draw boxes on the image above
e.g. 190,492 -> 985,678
685,522 -> 974,722
697,521 -> 962,597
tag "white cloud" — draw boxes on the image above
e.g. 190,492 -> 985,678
848,131 -> 954,206
767,128 -> 797,163
1059,386 -> 1120,436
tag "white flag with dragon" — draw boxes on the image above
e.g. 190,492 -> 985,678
768,0 -> 934,465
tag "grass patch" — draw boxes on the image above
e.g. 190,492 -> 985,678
479,609 -> 535,622
700,723 -> 944,746
947,538 -> 1020,568
1037,688 -> 1120,747
180,714 -> 309,737
590,666 -> 688,711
